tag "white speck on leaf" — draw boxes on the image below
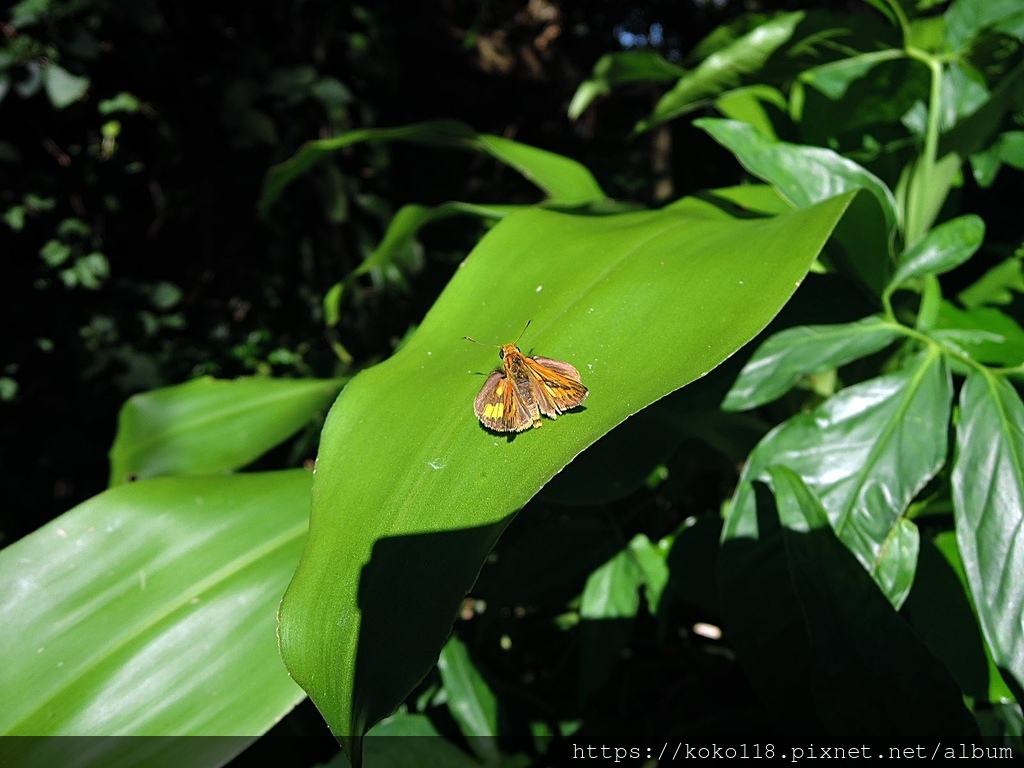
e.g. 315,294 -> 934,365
536,285 -> 543,292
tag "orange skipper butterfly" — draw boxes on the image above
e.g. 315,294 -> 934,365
464,321 -> 589,433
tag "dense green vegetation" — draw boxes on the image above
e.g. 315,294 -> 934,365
3,0 -> 1023,765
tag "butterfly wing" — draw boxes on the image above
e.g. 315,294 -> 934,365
473,370 -> 535,432
526,356 -> 589,419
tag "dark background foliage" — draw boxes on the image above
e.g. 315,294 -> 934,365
4,0 -> 1022,760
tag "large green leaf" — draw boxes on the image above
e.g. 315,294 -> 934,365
0,471 -> 311,766
108,376 -> 345,485
953,371 -> 1024,696
722,315 -> 901,411
259,120 -> 605,216
278,191 -> 854,755
729,348 -> 952,606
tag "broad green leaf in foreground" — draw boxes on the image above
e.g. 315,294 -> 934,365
278,190 -> 854,756
953,371 -> 1024,696
108,376 -> 345,485
0,471 -> 311,767
729,348 -> 951,606
722,315 -> 901,411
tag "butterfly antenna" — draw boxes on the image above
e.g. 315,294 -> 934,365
514,319 -> 532,345
464,320 -> 531,347
463,335 -> 498,347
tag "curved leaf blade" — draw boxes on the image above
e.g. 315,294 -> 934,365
953,371 -> 1024,696
636,13 -> 804,132
722,315 -> 901,411
279,193 -> 854,748
0,471 -> 311,762
108,376 -> 345,485
352,201 -> 518,284
888,214 -> 985,292
568,51 -> 686,120
729,349 -> 952,606
259,120 -> 605,216
436,637 -> 498,761
696,117 -> 900,236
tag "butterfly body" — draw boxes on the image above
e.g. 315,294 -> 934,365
471,339 -> 588,433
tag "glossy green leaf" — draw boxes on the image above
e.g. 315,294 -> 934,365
697,121 -> 897,295
888,214 -> 985,292
568,51 -> 686,120
934,302 -> 1024,366
436,637 -> 498,761
636,13 -> 803,133
729,349 -> 952,606
259,120 -> 605,216
278,192 -> 854,752
953,371 -> 1024,696
713,84 -> 788,140
766,466 -> 979,741
696,118 -> 900,238
0,471 -> 311,764
108,376 -> 345,485
870,516 -> 920,606
722,315 -> 901,411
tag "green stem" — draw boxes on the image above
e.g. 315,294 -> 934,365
904,49 -> 944,246
882,319 -> 990,378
